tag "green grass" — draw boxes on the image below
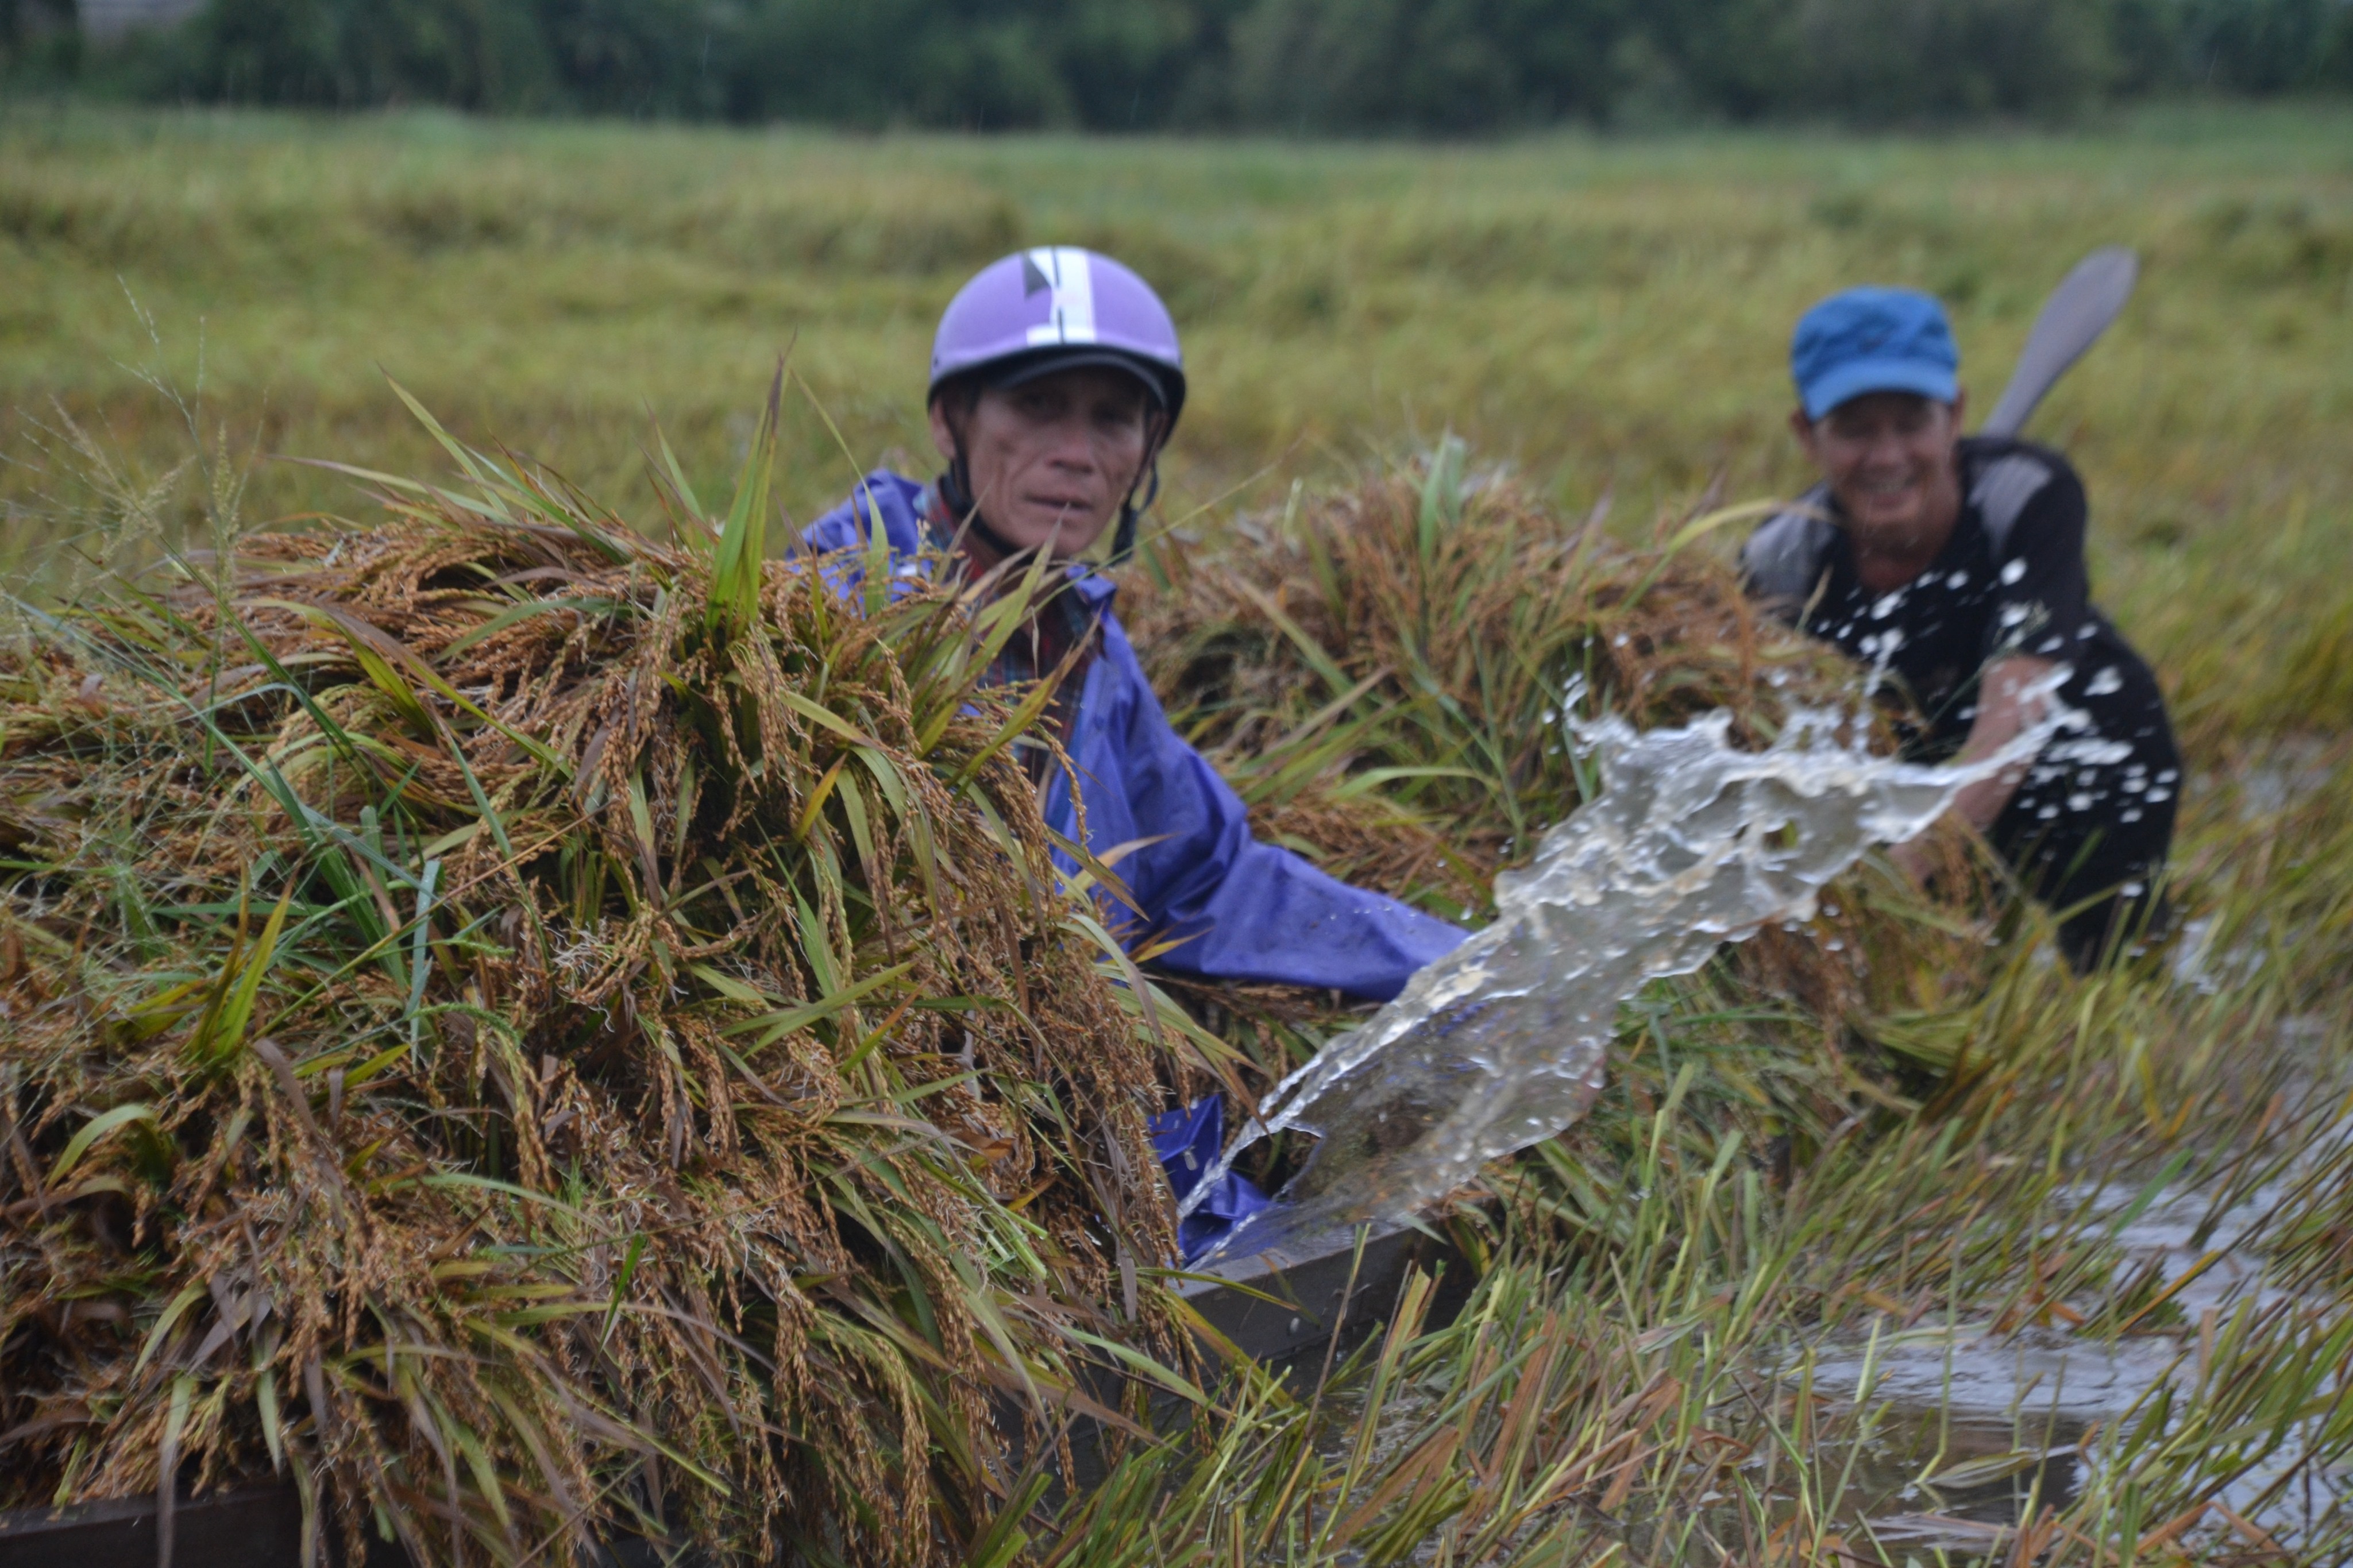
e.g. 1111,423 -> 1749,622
5,101 -> 2352,736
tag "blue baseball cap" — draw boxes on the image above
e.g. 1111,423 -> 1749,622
1791,287 -> 1960,420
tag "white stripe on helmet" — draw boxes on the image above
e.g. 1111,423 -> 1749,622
1024,247 -> 1097,346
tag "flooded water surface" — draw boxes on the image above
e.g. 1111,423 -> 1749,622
1752,1140 -> 2351,1559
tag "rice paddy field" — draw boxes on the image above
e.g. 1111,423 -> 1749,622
2,102 -> 2350,1566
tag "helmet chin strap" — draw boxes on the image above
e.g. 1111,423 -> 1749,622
937,453 -> 1030,565
1108,412 -> 1172,566
936,389 -> 1039,564
1109,457 -> 1160,565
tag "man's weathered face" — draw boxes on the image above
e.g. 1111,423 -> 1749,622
1793,391 -> 1965,542
930,367 -> 1156,558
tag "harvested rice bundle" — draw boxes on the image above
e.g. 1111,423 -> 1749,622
1122,451 -> 1999,1082
0,387 -> 1194,1567
1123,454 -> 1858,912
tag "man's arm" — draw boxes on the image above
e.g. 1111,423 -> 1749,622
1890,654 -> 2055,880
1088,627 -> 1466,1001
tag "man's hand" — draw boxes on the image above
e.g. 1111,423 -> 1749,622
1885,654 -> 2056,886
1947,655 -> 2058,833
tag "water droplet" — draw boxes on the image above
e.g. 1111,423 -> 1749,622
1189,697 -> 2078,1261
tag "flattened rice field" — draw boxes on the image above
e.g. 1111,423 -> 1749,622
2,104 -> 2350,1566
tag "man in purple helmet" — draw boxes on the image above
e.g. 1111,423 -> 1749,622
802,249 -> 1468,1253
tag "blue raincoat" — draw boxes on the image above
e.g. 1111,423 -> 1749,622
801,473 -> 1467,1001
804,474 -> 1467,1259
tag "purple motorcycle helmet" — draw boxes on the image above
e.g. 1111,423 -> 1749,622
928,248 -> 1186,559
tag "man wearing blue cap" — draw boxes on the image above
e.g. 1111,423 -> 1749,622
1743,287 -> 2179,971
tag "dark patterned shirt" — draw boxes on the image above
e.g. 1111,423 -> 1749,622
1747,437 -> 2127,755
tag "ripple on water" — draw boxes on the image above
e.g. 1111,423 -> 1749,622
1794,1146 -> 2352,1558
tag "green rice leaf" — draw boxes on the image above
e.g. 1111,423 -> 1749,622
723,961 -> 914,1052
707,360 -> 784,643
45,1102 -> 159,1188
1419,432 -> 1468,555
189,880 -> 299,1066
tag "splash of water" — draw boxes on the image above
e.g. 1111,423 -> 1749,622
1187,690 -> 2074,1267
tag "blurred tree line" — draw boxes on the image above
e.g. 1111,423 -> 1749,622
7,0 -> 2351,127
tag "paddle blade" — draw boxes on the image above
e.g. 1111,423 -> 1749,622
1980,246 -> 2138,439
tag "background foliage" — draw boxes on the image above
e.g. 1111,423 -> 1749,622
8,0 -> 2353,128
